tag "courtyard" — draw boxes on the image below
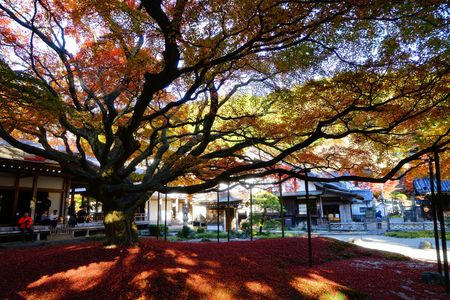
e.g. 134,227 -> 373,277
0,236 -> 448,299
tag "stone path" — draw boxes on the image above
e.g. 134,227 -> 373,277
320,233 -> 450,263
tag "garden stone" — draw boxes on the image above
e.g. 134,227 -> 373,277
348,238 -> 362,244
418,240 -> 433,249
421,272 -> 444,285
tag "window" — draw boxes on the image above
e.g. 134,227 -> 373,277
360,207 -> 367,214
298,204 -> 307,215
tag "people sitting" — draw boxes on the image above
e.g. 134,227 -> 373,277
49,209 -> 59,229
40,210 -> 51,225
18,212 -> 34,241
77,207 -> 88,223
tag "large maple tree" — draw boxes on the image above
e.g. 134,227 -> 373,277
0,0 -> 448,245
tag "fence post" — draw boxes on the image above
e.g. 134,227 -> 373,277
387,218 -> 390,231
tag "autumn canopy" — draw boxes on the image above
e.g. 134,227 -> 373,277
0,0 -> 448,245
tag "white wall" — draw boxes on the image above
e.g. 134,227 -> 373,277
1,174 -> 63,190
38,176 -> 63,189
145,198 -> 176,224
352,204 -> 366,216
0,172 -> 14,186
192,204 -> 207,221
48,192 -> 62,215
19,176 -> 33,188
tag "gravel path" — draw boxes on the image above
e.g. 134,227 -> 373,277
321,233 -> 450,262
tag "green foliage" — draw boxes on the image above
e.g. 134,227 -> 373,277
195,231 -> 228,239
196,227 -> 205,234
240,220 -> 254,236
254,232 -> 301,239
391,192 -> 407,201
264,219 -> 281,230
253,191 -> 281,213
389,214 -> 403,218
177,226 -> 195,239
148,224 -> 167,236
385,230 -> 450,239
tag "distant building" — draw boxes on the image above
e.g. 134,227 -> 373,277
0,144 -> 72,225
413,177 -> 450,219
272,176 -> 373,226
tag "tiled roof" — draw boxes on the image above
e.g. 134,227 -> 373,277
0,143 -> 55,164
414,178 -> 450,195
350,189 -> 373,201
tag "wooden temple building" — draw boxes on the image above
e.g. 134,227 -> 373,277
0,144 -> 76,226
272,176 -> 373,226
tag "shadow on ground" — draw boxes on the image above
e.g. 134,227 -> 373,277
0,237 -> 446,299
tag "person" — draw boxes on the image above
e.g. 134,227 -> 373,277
18,212 -> 34,241
43,197 -> 52,212
77,206 -> 87,224
376,210 -> 382,229
49,209 -> 59,229
376,210 -> 382,219
36,197 -> 52,223
68,202 -> 77,227
40,210 -> 51,225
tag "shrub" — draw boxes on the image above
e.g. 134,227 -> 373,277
389,214 -> 402,219
196,227 -> 205,234
240,220 -> 251,235
264,219 -> 281,230
195,231 -> 227,239
385,230 -> 450,239
177,225 -> 195,239
148,224 -> 167,236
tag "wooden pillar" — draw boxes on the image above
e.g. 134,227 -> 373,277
71,188 -> 75,207
30,175 -> 38,220
11,174 -> 20,221
87,196 -> 91,215
235,207 -> 239,231
223,210 -> 227,235
305,170 -> 313,268
60,177 -> 66,220
279,175 -> 285,238
227,184 -> 230,242
217,188 -> 220,243
147,196 -> 151,224
164,193 -> 168,241
428,157 -> 441,276
435,150 -> 450,294
156,192 -> 160,240
63,177 -> 71,223
319,196 -> 324,219
250,185 -> 253,241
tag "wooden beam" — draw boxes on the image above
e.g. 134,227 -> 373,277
30,175 -> 38,220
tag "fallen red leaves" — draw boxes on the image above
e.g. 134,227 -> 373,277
0,237 -> 446,299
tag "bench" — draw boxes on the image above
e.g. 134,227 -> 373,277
69,223 -> 105,237
0,225 -> 51,242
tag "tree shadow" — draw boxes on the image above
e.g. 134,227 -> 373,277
0,237 -> 444,299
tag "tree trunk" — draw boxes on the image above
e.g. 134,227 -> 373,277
92,186 -> 150,246
103,209 -> 138,246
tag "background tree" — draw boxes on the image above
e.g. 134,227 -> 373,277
251,191 -> 281,234
0,1 -> 448,245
